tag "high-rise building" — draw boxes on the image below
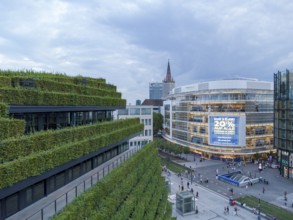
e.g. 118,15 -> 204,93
163,78 -> 274,161
0,71 -> 143,219
162,60 -> 175,99
274,70 -> 293,179
149,82 -> 163,99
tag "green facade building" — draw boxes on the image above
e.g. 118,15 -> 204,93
0,71 -> 143,219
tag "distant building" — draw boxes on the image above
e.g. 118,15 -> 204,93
162,60 -> 175,99
136,99 -> 141,106
149,60 -> 175,100
163,78 -> 274,161
149,82 -> 163,99
142,99 -> 163,113
274,70 -> 293,179
117,105 -> 153,147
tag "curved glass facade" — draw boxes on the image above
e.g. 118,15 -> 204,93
163,79 -> 274,160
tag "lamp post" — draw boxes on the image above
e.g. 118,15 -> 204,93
258,193 -> 261,220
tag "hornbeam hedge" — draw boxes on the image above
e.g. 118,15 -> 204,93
0,103 -> 8,117
53,142 -> 172,220
0,70 -> 118,91
0,117 -> 25,141
0,119 -> 143,189
0,118 -> 141,162
0,70 -> 123,106
0,88 -> 125,106
0,76 -> 121,98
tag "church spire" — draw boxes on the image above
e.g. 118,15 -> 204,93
164,60 -> 173,82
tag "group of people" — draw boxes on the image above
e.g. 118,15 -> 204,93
224,206 -> 238,215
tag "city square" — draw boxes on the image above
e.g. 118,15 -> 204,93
163,153 -> 293,219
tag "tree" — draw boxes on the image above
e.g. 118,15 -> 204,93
153,112 -> 163,135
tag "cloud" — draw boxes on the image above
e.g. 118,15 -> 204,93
1,0 -> 293,103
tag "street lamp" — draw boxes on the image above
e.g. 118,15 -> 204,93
258,193 -> 261,220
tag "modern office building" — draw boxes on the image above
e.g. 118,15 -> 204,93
163,78 -> 274,160
117,105 -> 153,147
149,82 -> 163,99
274,70 -> 293,179
0,71 -> 143,219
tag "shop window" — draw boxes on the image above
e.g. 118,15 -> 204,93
256,140 -> 265,146
200,127 -> 206,134
255,128 -> 265,135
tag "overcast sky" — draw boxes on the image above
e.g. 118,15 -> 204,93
1,0 -> 293,104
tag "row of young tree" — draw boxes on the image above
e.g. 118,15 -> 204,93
155,138 -> 191,155
53,142 -> 172,220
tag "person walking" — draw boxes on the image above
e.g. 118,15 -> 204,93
234,206 -> 238,216
227,206 -> 229,214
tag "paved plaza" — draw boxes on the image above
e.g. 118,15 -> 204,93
163,154 -> 293,220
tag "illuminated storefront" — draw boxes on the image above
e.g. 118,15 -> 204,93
163,79 -> 274,160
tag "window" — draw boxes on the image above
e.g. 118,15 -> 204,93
200,127 -> 206,134
255,128 -> 265,135
86,160 -> 92,172
130,108 -> 140,115
56,172 -> 65,189
66,169 -> 72,182
118,109 -> 129,115
33,182 -> 45,201
148,119 -> 151,125
25,187 -> 33,205
141,108 -> 151,115
149,129 -> 152,136
47,176 -> 55,193
6,194 -> 18,217
73,165 -> 80,179
145,130 -> 148,136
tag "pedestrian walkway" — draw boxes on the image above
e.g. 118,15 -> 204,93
162,153 -> 293,219
175,153 -> 293,213
164,170 -> 258,220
